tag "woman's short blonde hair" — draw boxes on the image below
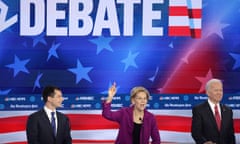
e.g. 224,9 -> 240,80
130,86 -> 150,100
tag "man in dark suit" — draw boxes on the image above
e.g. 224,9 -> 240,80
26,86 -> 72,144
191,79 -> 235,144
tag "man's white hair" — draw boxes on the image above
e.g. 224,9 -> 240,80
205,78 -> 222,91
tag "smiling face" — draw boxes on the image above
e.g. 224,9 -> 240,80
206,80 -> 223,104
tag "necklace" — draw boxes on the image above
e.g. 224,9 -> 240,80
133,109 -> 144,123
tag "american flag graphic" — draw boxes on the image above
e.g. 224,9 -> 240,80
168,0 -> 202,38
0,109 -> 239,143
0,0 -> 240,143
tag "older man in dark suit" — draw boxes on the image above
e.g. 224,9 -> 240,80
191,78 -> 235,144
26,86 -> 72,144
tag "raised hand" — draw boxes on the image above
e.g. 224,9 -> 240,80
106,82 -> 117,103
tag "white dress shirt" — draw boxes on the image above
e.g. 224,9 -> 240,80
208,99 -> 221,119
44,106 -> 58,133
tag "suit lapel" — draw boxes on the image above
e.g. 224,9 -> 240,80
205,102 -> 219,132
219,104 -> 226,132
41,109 -> 57,138
56,112 -> 61,138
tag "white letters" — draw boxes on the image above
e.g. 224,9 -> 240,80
143,0 -> 163,36
20,0 -> 44,36
93,0 -> 120,36
69,0 -> 93,35
117,0 -> 141,36
19,0 -> 164,36
47,0 -> 68,36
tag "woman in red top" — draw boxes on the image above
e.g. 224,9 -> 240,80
102,83 -> 161,144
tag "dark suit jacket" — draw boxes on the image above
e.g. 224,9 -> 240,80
26,109 -> 72,144
191,101 -> 235,144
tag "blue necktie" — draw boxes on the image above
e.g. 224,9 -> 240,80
51,112 -> 56,136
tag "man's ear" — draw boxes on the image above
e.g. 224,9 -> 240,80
47,96 -> 51,102
47,96 -> 49,102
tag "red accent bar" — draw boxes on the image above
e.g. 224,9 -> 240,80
169,7 -> 188,16
168,27 -> 191,36
191,29 -> 201,38
188,9 -> 202,18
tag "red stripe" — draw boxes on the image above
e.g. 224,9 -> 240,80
190,29 -> 201,38
168,27 -> 191,36
169,7 -> 188,16
69,114 -> 191,132
69,114 -> 119,130
69,114 -> 192,132
5,142 -> 26,144
0,116 -> 28,133
156,116 -> 191,132
0,115 -> 239,133
169,7 -> 201,18
188,9 -> 202,18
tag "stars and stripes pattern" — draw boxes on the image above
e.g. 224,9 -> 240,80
0,110 -> 239,143
1,0 -> 240,143
168,0 -> 202,38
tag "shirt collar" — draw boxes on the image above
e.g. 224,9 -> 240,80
207,99 -> 221,115
208,99 -> 219,107
44,105 -> 56,116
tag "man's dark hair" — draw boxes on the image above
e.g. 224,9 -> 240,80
42,86 -> 61,103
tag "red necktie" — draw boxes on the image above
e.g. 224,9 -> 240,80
214,105 -> 221,131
